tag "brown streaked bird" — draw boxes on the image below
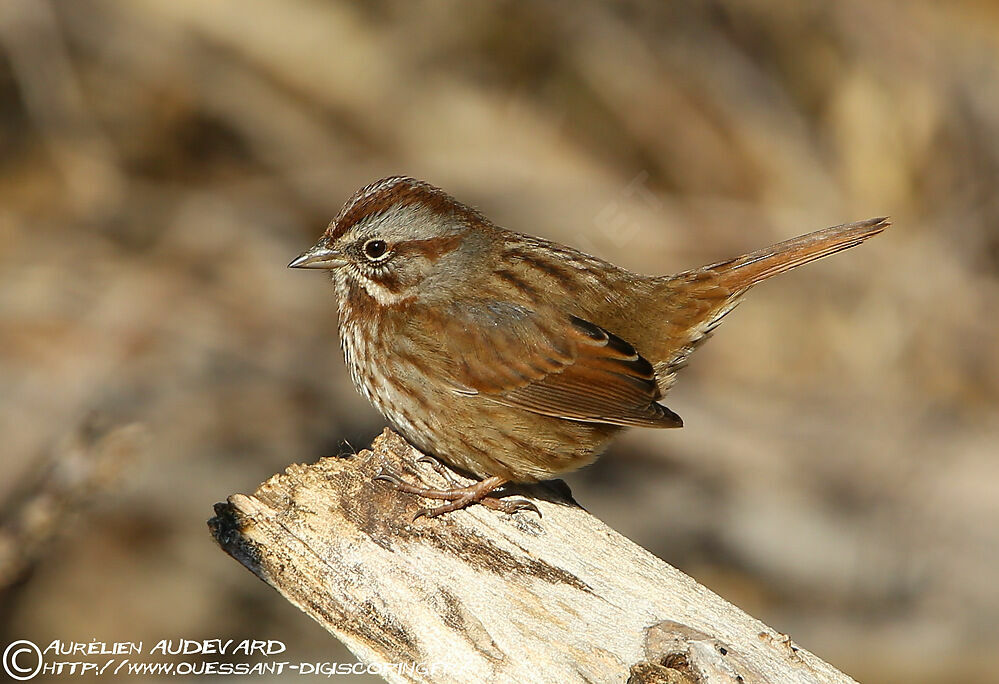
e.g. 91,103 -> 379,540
291,176 -> 889,518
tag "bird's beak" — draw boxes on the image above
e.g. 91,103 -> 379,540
288,242 -> 347,269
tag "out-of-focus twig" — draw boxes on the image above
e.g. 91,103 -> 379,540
0,420 -> 145,592
0,0 -> 124,215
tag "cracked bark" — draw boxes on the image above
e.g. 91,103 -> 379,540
208,428 -> 856,684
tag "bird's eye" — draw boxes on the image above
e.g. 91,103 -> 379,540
362,239 -> 388,261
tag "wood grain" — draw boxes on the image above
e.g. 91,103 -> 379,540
209,429 -> 856,684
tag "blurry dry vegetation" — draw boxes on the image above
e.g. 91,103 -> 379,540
0,1 -> 997,682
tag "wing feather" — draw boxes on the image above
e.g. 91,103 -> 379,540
441,303 -> 682,428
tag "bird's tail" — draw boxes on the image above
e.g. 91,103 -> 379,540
649,217 -> 890,392
704,217 -> 891,293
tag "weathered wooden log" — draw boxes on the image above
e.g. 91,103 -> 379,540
209,428 -> 855,684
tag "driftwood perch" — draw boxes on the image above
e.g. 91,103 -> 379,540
209,429 -> 856,684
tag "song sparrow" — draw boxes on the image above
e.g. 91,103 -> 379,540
291,176 -> 888,518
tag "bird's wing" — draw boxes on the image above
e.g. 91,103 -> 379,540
435,301 -> 682,428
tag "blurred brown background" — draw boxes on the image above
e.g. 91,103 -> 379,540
1,1 -> 997,682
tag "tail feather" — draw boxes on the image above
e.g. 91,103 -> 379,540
649,216 -> 890,393
706,217 -> 890,292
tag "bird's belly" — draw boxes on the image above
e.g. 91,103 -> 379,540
339,316 -> 618,482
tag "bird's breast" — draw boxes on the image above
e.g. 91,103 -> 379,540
337,290 -> 445,455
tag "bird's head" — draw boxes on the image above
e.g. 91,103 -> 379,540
290,176 -> 489,305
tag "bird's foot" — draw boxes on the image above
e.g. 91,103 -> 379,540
374,469 -> 540,520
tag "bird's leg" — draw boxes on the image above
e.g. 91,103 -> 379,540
374,470 -> 540,519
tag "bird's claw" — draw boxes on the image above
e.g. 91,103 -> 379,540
373,468 -> 404,486
483,497 -> 542,517
508,499 -> 541,516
